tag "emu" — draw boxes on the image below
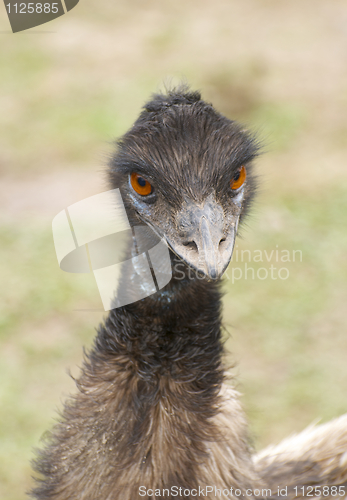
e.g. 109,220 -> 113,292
31,87 -> 347,500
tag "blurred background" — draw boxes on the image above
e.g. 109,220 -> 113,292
1,0 -> 347,498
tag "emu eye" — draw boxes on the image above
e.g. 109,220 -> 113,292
230,165 -> 246,190
130,173 -> 153,196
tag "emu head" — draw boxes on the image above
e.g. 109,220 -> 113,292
109,87 -> 259,281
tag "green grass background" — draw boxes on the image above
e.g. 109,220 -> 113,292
1,0 -> 347,498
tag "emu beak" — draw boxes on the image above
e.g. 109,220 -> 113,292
168,195 -> 239,280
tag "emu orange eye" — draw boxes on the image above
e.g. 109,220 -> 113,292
230,165 -> 246,190
130,173 -> 153,196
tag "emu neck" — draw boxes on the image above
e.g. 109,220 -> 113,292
80,273 -> 226,479
31,260 -> 258,500
95,272 -> 224,387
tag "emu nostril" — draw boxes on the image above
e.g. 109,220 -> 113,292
182,241 -> 198,253
218,237 -> 227,251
